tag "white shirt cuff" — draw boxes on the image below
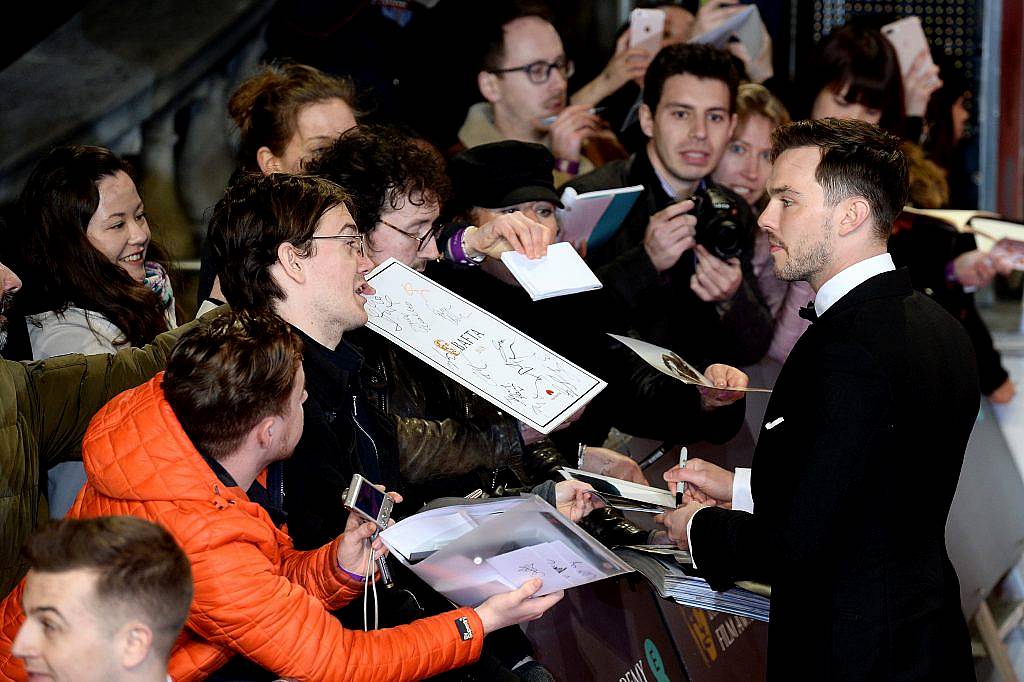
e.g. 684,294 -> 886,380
732,468 -> 753,513
686,506 -> 713,569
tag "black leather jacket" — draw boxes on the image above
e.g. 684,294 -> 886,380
349,327 -> 571,508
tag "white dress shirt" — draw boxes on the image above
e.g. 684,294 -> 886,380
685,253 -> 896,565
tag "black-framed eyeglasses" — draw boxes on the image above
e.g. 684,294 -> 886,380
488,57 -> 575,85
310,233 -> 366,258
379,219 -> 441,252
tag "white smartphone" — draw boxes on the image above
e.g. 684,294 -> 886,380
882,16 -> 933,76
343,474 -> 394,529
629,8 -> 665,56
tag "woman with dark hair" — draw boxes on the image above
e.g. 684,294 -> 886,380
16,144 -> 177,516
803,22 -> 907,132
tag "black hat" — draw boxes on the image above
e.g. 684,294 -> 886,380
449,141 -> 563,210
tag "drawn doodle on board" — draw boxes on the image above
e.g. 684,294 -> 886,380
402,282 -> 428,296
499,382 -> 528,406
463,357 -> 493,383
434,339 -> 460,360
430,303 -> 472,326
399,302 -> 430,333
365,295 -> 403,332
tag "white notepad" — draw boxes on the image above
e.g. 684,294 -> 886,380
500,242 -> 603,301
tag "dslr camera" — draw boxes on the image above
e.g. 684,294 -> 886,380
690,185 -> 745,260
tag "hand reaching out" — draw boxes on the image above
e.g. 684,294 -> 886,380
581,446 -> 649,485
698,364 -> 748,408
463,211 -> 556,260
554,480 -> 605,522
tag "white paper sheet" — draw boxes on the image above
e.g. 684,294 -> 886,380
500,242 -> 603,301
364,259 -> 607,433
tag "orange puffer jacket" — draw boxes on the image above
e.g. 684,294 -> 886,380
0,375 -> 484,681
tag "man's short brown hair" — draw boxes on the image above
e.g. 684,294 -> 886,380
163,311 -> 304,461
771,118 -> 909,241
208,173 -> 352,313
24,516 -> 192,657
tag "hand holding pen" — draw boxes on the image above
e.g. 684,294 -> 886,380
546,105 -> 604,164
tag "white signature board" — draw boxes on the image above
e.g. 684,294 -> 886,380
364,259 -> 607,433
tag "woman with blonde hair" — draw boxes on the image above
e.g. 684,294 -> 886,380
712,83 -> 811,364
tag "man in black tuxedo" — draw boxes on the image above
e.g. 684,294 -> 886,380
656,118 -> 978,680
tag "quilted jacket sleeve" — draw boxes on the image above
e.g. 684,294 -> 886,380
278,535 -> 363,610
0,581 -> 25,681
29,306 -> 227,470
186,535 -> 484,682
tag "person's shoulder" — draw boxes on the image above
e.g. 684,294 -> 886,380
27,307 -> 121,358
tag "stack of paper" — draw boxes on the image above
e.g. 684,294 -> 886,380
500,242 -> 603,301
617,546 -> 770,622
558,467 -> 676,513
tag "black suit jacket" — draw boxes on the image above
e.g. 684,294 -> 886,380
690,268 -> 978,681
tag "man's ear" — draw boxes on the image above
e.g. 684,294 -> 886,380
639,103 -> 655,139
254,416 -> 278,451
478,71 -> 501,103
276,242 -> 306,285
256,146 -> 282,175
117,621 -> 154,670
836,196 -> 873,237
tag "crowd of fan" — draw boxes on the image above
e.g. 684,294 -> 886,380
0,1 -> 1015,680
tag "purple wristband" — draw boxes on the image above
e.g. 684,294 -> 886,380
337,562 -> 365,582
448,227 -> 469,263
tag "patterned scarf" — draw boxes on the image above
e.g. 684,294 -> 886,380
144,261 -> 174,311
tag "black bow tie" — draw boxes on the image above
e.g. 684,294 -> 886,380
798,301 -> 818,323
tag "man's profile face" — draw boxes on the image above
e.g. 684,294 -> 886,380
758,146 -> 836,288
304,204 -> 376,334
489,16 -> 568,133
641,74 -> 736,189
13,569 -> 121,682
370,195 -> 441,272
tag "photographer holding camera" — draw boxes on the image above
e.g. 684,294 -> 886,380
565,44 -> 773,369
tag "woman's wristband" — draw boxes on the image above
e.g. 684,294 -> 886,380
555,158 -> 580,175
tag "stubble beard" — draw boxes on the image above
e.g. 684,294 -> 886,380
774,217 -> 834,284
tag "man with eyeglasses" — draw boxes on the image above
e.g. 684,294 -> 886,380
459,2 -> 602,183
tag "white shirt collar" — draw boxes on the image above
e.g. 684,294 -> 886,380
814,253 -> 895,316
